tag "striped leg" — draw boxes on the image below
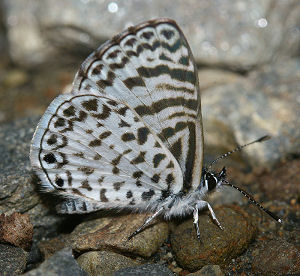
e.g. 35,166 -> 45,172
197,201 -> 224,230
128,207 -> 164,240
193,205 -> 201,240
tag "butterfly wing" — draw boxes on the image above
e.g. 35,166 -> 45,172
73,19 -> 203,192
30,93 -> 183,213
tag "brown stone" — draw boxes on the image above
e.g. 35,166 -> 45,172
0,212 -> 33,251
170,206 -> 257,272
68,213 -> 169,257
252,238 -> 300,275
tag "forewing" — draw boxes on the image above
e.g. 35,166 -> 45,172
30,93 -> 183,213
73,19 -> 203,191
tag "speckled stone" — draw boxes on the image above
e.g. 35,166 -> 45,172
0,212 -> 33,251
77,250 -> 139,276
251,238 -> 300,276
0,244 -> 28,275
68,213 -> 169,257
171,206 -> 257,272
0,117 -> 72,242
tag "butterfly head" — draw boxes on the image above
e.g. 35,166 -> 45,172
202,166 -> 227,192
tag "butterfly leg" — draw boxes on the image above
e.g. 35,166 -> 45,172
197,201 -> 224,230
193,206 -> 201,240
127,207 -> 164,240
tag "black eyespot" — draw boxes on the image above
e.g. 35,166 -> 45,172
55,178 -> 64,187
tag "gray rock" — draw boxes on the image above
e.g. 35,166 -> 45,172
113,263 -> 174,276
201,59 -> 300,168
77,250 -> 139,276
25,248 -> 87,276
3,0 -> 300,70
0,116 -> 39,213
0,244 -> 28,275
0,117 -> 68,241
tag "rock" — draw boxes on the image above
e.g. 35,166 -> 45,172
251,238 -> 300,275
77,250 -> 139,276
68,214 -> 169,258
170,206 -> 256,272
0,117 -> 73,243
2,69 -> 29,88
113,263 -> 174,276
3,1 -> 300,70
0,212 -> 33,251
38,234 -> 69,260
0,116 -> 39,213
188,265 -> 224,276
0,244 -> 28,275
198,69 -> 246,91
25,248 -> 87,276
258,159 -> 300,202
201,59 -> 300,168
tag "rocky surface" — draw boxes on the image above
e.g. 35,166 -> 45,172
251,238 -> 300,276
0,1 -> 299,275
170,206 -> 257,272
202,59 -> 300,168
0,244 -> 28,275
3,0 -> 300,70
68,214 -> 169,258
0,212 -> 33,251
24,248 -> 87,276
77,250 -> 140,276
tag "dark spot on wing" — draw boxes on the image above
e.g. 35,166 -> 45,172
81,179 -> 92,191
126,190 -> 133,198
137,127 -> 150,145
153,153 -> 166,168
133,171 -> 143,178
119,119 -> 131,127
47,134 -> 57,145
63,106 -> 76,117
99,131 -> 111,139
43,153 -> 56,164
89,139 -> 102,147
82,99 -> 98,112
55,177 -> 64,187
113,181 -> 125,191
142,189 -> 155,201
151,174 -> 160,183
122,132 -> 135,142
166,173 -> 174,185
100,188 -> 108,202
54,117 -> 65,128
131,151 -> 146,164
78,166 -> 94,175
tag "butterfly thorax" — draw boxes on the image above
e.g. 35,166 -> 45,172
162,167 -> 227,219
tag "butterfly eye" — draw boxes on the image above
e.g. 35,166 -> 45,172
206,173 -> 217,191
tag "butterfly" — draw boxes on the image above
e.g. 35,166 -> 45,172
30,18 -> 281,240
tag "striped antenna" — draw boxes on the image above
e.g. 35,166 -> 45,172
223,180 -> 282,223
208,135 -> 271,170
